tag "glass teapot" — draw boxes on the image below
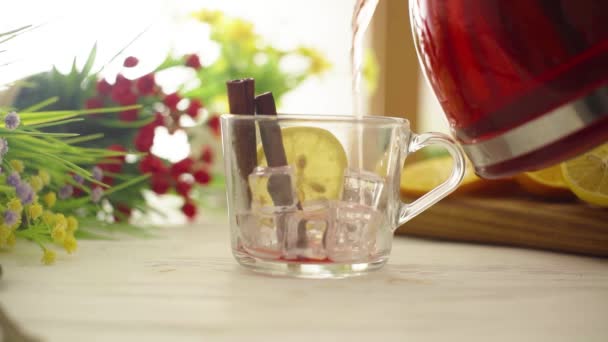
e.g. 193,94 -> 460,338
410,0 -> 608,178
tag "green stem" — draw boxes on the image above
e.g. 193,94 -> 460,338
104,174 -> 150,196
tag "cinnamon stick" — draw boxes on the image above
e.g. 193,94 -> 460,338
227,78 -> 257,206
255,92 -> 287,167
255,92 -> 299,208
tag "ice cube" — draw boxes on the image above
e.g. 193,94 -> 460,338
238,209 -> 293,260
249,166 -> 298,211
284,200 -> 333,260
340,169 -> 385,209
326,202 -> 380,262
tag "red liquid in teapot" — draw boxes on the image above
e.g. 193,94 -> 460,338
411,0 -> 608,177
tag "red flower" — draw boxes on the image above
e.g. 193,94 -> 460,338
99,145 -> 127,173
99,162 -> 121,174
163,93 -> 181,111
115,74 -> 131,89
207,115 -> 221,136
119,108 -> 139,122
136,73 -> 156,96
200,146 -> 213,164
96,79 -> 112,95
115,91 -> 138,106
134,125 -> 156,152
175,180 -> 193,197
85,97 -> 104,109
101,176 -> 114,186
170,157 -> 194,178
111,74 -> 137,105
111,86 -> 136,105
185,54 -> 202,69
152,112 -> 165,127
193,168 -> 211,185
139,154 -> 167,174
151,173 -> 171,194
73,186 -> 84,197
186,99 -> 203,118
114,203 -> 132,222
123,56 -> 139,68
181,201 -> 197,220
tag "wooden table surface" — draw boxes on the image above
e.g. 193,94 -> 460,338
2,212 -> 608,342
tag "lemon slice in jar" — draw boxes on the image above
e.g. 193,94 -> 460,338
254,126 -> 348,205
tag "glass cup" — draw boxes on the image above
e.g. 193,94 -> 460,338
221,114 -> 465,278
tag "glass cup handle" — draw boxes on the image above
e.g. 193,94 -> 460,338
397,132 -> 466,228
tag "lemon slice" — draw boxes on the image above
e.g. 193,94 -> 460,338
255,126 -> 347,205
561,143 -> 608,207
515,164 -> 572,198
400,155 -> 481,197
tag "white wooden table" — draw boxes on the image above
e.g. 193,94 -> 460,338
2,212 -> 608,342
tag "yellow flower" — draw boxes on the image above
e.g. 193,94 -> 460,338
38,170 -> 51,185
191,9 -> 223,24
63,233 -> 77,254
42,248 -> 56,265
297,47 -> 331,75
224,19 -> 255,43
43,192 -> 57,208
51,225 -> 66,244
8,198 -> 22,213
51,214 -> 68,243
30,175 -> 44,192
28,203 -> 43,220
42,192 -> 57,208
54,214 -> 67,230
9,160 -> 24,173
42,210 -> 55,226
7,217 -> 21,230
0,226 -> 10,246
6,232 -> 15,247
67,216 -> 79,233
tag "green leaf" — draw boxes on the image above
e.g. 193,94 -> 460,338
0,185 -> 15,193
0,25 -> 32,39
37,150 -> 92,176
19,97 -> 59,112
62,133 -> 104,144
104,174 -> 150,196
19,104 -> 140,125
0,128 -> 78,137
28,118 -> 84,129
82,43 -> 97,76
97,116 -> 154,128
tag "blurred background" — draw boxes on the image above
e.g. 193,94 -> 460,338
0,0 -> 447,133
0,0 -> 451,222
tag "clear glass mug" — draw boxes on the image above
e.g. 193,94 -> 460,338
221,114 -> 465,278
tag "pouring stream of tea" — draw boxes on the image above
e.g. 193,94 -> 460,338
351,0 -> 379,115
351,0 -> 379,169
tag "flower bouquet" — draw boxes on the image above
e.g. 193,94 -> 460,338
2,11 -> 330,263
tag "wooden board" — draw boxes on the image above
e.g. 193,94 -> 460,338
397,195 -> 608,257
